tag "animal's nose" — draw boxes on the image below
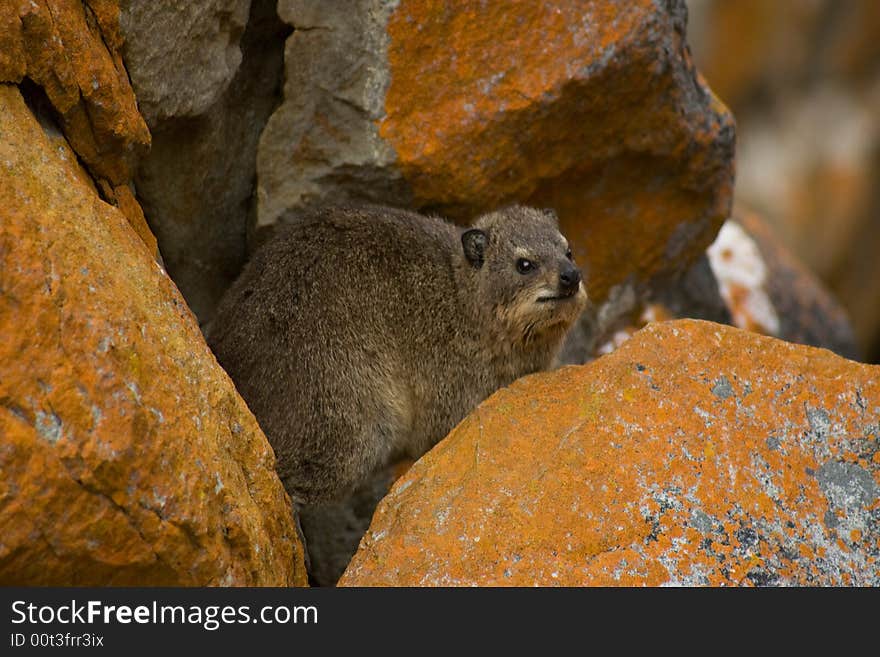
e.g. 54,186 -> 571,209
559,265 -> 581,294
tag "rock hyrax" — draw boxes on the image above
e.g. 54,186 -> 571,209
207,204 -> 588,506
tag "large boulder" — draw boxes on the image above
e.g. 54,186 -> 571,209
0,84 -> 307,586
341,319 -> 879,586
257,0 -> 735,306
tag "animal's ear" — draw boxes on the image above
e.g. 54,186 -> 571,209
542,207 -> 559,225
461,229 -> 488,269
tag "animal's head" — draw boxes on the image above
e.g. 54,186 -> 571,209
460,205 -> 588,343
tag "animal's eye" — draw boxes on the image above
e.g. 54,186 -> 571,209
516,258 -> 536,274
565,248 -> 573,261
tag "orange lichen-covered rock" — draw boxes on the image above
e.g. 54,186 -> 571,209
258,0 -> 734,304
340,319 -> 879,586
0,0 -> 153,252
0,84 -> 306,586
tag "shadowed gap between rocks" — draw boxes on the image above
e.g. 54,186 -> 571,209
135,0 -> 290,324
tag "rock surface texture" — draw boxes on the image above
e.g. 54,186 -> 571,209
119,0 -> 251,124
258,0 -> 735,307
0,84 -> 306,586
0,0 -> 154,254
341,320 -> 879,586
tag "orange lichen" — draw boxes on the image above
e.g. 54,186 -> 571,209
0,0 -> 153,251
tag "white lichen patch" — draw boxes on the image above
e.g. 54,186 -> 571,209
707,220 -> 780,335
35,410 -> 62,444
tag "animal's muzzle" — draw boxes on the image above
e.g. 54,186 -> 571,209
558,265 -> 582,297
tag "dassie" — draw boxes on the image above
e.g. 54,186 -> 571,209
207,204 -> 588,506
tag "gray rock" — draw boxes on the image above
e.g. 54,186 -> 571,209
649,254 -> 733,327
125,0 -> 288,321
255,0 -> 410,233
120,0 -> 251,124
